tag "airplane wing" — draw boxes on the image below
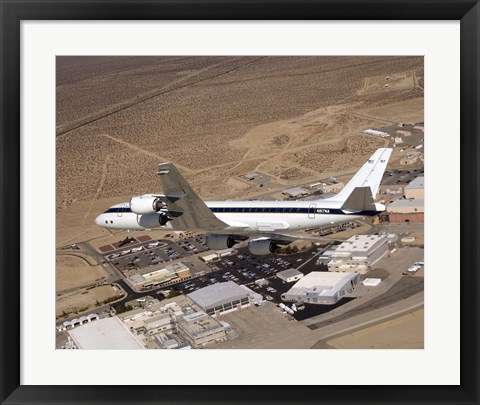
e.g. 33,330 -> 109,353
156,162 -> 244,231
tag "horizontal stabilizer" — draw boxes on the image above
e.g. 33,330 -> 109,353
340,187 -> 376,211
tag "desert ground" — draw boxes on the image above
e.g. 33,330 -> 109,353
56,56 -> 424,341
56,254 -> 109,291
56,284 -> 122,319
326,309 -> 424,349
57,56 -> 423,243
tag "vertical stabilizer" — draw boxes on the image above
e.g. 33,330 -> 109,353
331,148 -> 392,202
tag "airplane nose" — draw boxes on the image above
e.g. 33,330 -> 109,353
95,214 -> 104,227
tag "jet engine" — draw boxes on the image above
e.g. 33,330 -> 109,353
248,239 -> 278,255
137,213 -> 171,229
206,234 -> 237,250
130,195 -> 163,215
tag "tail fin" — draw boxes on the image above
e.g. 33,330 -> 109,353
332,148 -> 392,206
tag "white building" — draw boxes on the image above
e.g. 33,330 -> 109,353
68,317 -> 145,349
277,268 -> 304,283
363,129 -> 389,137
282,271 -> 359,305
199,249 -> 234,263
327,234 -> 389,273
363,278 -> 382,287
187,281 -> 261,317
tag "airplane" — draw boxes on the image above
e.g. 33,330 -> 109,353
95,148 -> 392,255
118,236 -> 135,247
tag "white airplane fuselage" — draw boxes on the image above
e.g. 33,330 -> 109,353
95,199 -> 382,232
95,148 -> 393,244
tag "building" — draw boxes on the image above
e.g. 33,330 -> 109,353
327,235 -> 389,273
363,129 -> 389,138
388,212 -> 424,223
387,200 -> 425,222
404,176 -> 424,199
68,317 -> 145,349
277,268 -> 304,283
199,253 -> 219,263
143,313 -> 175,336
282,187 -> 309,198
187,281 -> 261,317
128,263 -> 191,290
318,182 -> 344,193
394,137 -> 404,144
281,271 -> 359,305
395,130 -> 411,137
317,246 -> 339,264
413,125 -> 424,132
118,298 -> 184,334
363,278 -> 382,287
387,198 -> 424,214
175,311 -> 226,348
199,248 -> 234,263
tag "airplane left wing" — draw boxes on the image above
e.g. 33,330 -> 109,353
156,162 -> 239,231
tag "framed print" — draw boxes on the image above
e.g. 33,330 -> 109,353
1,1 -> 479,404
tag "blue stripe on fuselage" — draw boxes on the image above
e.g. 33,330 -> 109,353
104,207 -> 379,216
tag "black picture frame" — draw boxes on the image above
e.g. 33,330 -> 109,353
1,1 -> 479,404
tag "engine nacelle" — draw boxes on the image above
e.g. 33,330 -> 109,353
130,195 -> 163,215
206,234 -> 237,250
248,239 -> 277,255
137,213 -> 171,229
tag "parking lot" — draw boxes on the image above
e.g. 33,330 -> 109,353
102,237 -> 359,321
104,236 -> 209,275
381,168 -> 424,186
155,246 -> 352,320
159,247 -> 316,296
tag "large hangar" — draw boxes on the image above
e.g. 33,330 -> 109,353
281,272 -> 359,305
187,281 -> 261,317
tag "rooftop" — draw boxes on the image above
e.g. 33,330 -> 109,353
405,176 -> 424,189
284,271 -> 358,298
388,199 -> 424,208
277,268 -> 303,278
292,272 -> 357,289
282,187 -> 309,196
68,317 -> 145,350
335,234 -> 387,253
187,281 -> 249,308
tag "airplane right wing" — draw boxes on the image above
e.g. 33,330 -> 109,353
156,162 -> 234,231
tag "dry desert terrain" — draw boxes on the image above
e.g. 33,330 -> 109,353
56,56 -> 423,245
56,57 -> 424,338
